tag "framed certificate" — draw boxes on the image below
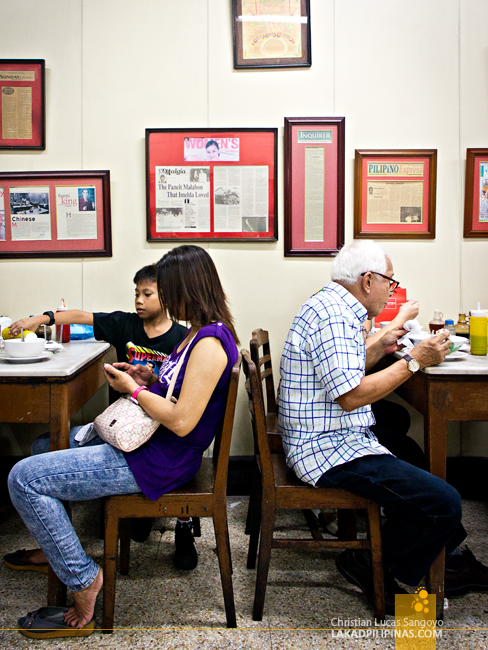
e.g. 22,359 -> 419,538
0,171 -> 112,258
146,128 -> 277,242
0,59 -> 45,150
354,150 -> 437,239
232,0 -> 311,69
284,117 -> 345,257
464,148 -> 488,238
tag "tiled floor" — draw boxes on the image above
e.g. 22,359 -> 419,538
1,495 -> 488,648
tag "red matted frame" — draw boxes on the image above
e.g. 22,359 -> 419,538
0,171 -> 112,259
0,59 -> 45,150
464,149 -> 488,238
354,149 -> 437,239
146,128 -> 277,242
284,117 -> 345,257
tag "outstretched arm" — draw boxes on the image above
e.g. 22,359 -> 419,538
9,310 -> 94,337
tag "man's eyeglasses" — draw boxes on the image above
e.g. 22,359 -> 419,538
361,271 -> 400,292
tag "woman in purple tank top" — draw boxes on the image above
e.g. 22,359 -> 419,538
9,245 -> 239,637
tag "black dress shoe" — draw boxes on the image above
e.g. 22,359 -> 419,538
445,545 -> 488,597
336,549 -> 407,615
173,520 -> 198,571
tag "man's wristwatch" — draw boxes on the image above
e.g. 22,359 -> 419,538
403,354 -> 420,373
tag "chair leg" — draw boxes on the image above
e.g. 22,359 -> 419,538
246,473 -> 262,569
302,509 -> 323,540
192,516 -> 201,537
103,502 -> 119,633
337,509 -> 357,541
367,502 -> 385,622
119,518 -> 131,575
252,501 -> 275,621
213,508 -> 236,628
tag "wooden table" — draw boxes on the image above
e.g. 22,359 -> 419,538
384,348 -> 488,618
0,340 -> 115,605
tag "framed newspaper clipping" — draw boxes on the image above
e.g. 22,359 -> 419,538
354,150 -> 437,240
0,171 -> 112,258
284,117 -> 345,257
146,128 -> 277,242
0,59 -> 45,150
464,148 -> 488,238
232,0 -> 311,69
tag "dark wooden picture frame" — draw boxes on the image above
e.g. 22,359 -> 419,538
146,128 -> 277,242
284,117 -> 345,257
0,59 -> 45,150
232,0 -> 311,69
354,149 -> 437,239
0,171 -> 112,259
464,148 -> 488,238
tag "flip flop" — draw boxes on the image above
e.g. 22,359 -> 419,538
3,549 -> 49,575
17,606 -> 96,638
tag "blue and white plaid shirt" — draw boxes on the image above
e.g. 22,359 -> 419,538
278,281 -> 391,486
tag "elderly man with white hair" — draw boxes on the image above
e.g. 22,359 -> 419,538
278,239 -> 488,614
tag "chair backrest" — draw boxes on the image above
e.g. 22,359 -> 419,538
242,350 -> 275,489
212,354 -> 241,499
250,328 -> 277,418
250,328 -> 283,453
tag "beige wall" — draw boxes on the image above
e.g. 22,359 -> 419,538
1,0 -> 488,457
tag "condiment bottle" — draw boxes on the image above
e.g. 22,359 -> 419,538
470,304 -> 487,356
429,310 -> 444,334
35,324 -> 52,340
444,319 -> 456,336
56,299 -> 70,343
455,313 -> 470,339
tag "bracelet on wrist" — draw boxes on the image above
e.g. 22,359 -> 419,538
131,385 -> 149,403
42,311 -> 55,326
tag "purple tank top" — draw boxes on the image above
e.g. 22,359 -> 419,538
123,322 -> 238,500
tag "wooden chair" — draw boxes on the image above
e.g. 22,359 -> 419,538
245,328 -> 346,565
241,350 -> 385,621
102,357 -> 241,631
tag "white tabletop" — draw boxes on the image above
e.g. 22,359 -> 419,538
397,343 -> 488,376
0,340 -> 111,378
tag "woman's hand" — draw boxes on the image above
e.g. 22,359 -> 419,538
112,362 -> 158,386
103,364 -> 139,395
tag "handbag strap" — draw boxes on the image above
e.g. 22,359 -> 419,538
165,332 -> 196,402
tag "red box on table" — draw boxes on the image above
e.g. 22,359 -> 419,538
374,287 -> 407,327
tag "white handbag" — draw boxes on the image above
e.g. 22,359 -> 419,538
94,335 -> 194,452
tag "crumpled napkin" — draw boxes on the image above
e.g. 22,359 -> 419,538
397,319 -> 423,351
44,340 -> 64,352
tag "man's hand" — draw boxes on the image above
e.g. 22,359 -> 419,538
380,326 -> 407,355
409,331 -> 451,369
397,300 -> 419,323
112,362 -> 158,386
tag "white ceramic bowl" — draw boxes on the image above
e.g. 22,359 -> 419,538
408,331 -> 465,355
4,338 -> 46,358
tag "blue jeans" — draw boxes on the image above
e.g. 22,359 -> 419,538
8,427 -> 141,591
317,454 -> 464,586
